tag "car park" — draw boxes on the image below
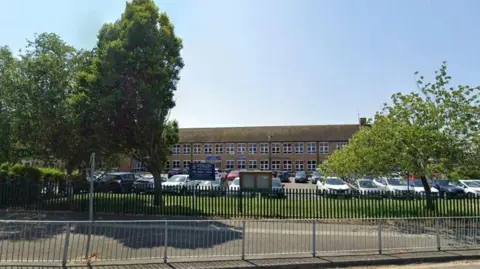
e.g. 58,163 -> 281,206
95,172 -> 137,193
133,174 -> 167,194
431,179 -> 465,199
162,174 -> 199,195
277,171 -> 290,183
225,170 -> 240,181
196,177 -> 228,196
373,177 -> 411,195
353,178 -> 382,195
167,168 -> 188,178
455,180 -> 480,198
294,171 -> 308,183
316,177 -> 351,197
409,180 -> 439,194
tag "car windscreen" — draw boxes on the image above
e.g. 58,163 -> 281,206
387,178 -> 406,186
436,180 -> 450,186
296,172 -> 306,176
232,178 -> 240,186
464,181 -> 480,187
326,178 -> 344,185
167,175 -> 186,182
272,180 -> 282,187
358,180 -> 377,188
412,180 -> 424,187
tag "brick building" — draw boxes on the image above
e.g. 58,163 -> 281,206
122,118 -> 366,173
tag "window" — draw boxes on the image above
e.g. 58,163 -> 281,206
204,144 -> 212,154
248,160 -> 257,169
295,143 -> 304,154
319,142 -> 329,154
283,160 -> 292,171
193,144 -> 201,155
271,143 -> 281,154
215,144 -> 224,154
307,160 -> 317,171
226,143 -> 235,154
248,143 -> 257,154
183,160 -> 191,168
165,161 -> 170,169
132,160 -> 147,172
271,160 -> 280,170
237,160 -> 246,169
172,160 -> 180,169
260,160 -> 269,170
237,143 -> 246,154
193,160 -> 203,164
337,142 -> 349,149
226,160 -> 234,169
307,142 -> 316,154
283,143 -> 292,154
260,143 -> 269,154
172,144 -> 180,155
183,144 -> 191,154
295,160 -> 304,171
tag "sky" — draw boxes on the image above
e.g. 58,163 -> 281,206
1,0 -> 480,128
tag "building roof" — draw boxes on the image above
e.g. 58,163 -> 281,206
178,124 -> 360,143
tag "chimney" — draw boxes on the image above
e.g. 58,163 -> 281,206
359,117 -> 367,126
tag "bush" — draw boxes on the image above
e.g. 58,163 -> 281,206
9,163 -> 42,183
38,167 -> 66,182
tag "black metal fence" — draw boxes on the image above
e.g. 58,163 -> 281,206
0,182 -> 479,218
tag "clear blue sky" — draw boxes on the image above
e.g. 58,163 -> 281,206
1,0 -> 480,128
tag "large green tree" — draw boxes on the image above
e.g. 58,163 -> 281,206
325,62 -> 480,210
82,0 -> 184,205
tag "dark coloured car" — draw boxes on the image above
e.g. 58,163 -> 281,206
294,171 -> 308,183
431,179 -> 465,199
277,171 -> 290,183
311,171 -> 323,184
96,172 -> 137,193
168,168 -> 188,178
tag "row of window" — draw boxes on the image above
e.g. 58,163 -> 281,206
172,142 -> 349,155
166,160 -> 319,171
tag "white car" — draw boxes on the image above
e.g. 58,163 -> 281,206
456,180 -> 480,197
355,179 -> 382,194
409,180 -> 439,194
373,178 -> 411,195
162,175 -> 199,194
316,177 -> 351,195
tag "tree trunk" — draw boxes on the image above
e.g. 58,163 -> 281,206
151,167 -> 164,207
66,167 -> 74,210
420,176 -> 435,211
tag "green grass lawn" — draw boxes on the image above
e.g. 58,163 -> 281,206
34,192 -> 480,219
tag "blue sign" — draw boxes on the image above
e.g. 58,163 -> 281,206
189,163 -> 215,180
237,157 -> 246,161
206,155 -> 221,161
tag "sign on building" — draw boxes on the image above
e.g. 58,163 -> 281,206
206,155 -> 221,161
189,163 -> 216,181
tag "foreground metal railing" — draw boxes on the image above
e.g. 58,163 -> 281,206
0,217 -> 479,265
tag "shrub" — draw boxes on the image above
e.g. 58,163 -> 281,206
38,167 -> 66,182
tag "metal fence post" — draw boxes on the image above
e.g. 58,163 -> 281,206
435,217 -> 441,251
85,221 -> 94,261
241,220 -> 246,260
378,220 -> 382,255
312,220 -> 316,257
62,222 -> 71,267
163,221 -> 168,263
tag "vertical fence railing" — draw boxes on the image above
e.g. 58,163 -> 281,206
0,217 -> 479,264
1,181 -> 480,218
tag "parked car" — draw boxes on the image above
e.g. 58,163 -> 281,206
268,178 -> 285,198
294,171 -> 308,183
431,179 -> 465,199
225,170 -> 240,181
409,180 -> 439,195
96,172 -> 137,193
311,171 -> 323,184
133,175 -> 167,194
277,171 -> 290,183
196,177 -> 228,196
455,180 -> 480,198
162,174 -> 199,195
354,179 -> 382,194
373,178 -> 411,196
316,177 -> 351,197
167,168 -> 188,178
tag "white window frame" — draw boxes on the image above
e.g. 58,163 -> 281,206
283,160 -> 292,171
260,143 -> 269,154
237,143 -> 246,154
226,160 -> 234,169
319,142 -> 329,154
172,160 -> 180,169
226,143 -> 235,154
204,144 -> 212,154
183,160 -> 191,168
271,143 -> 281,154
215,144 -> 224,154
193,144 -> 201,155
307,160 -> 317,171
295,143 -> 304,154
283,143 -> 292,154
337,142 -> 349,149
183,144 -> 191,154
248,143 -> 257,154
248,160 -> 257,169
271,160 -> 280,171
295,160 -> 304,171
237,160 -> 246,169
260,160 -> 269,170
132,160 -> 147,173
172,144 -> 180,155
307,142 -> 316,154
193,160 -> 203,164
